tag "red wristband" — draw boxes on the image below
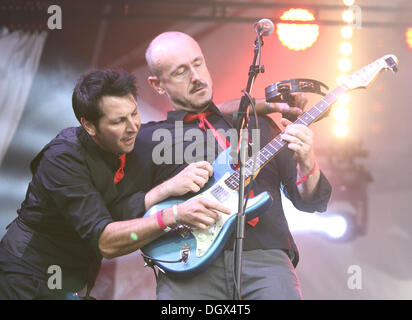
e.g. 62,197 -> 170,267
296,162 -> 318,186
156,210 -> 172,232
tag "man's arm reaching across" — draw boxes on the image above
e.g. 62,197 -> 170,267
98,161 -> 230,259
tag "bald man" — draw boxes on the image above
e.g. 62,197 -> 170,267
134,31 -> 332,300
145,32 -> 307,116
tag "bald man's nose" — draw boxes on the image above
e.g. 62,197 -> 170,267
190,66 -> 202,82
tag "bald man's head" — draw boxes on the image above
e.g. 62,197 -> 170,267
145,32 -> 213,112
145,32 -> 201,78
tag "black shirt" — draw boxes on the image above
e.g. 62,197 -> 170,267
0,126 -> 148,294
133,104 -> 332,267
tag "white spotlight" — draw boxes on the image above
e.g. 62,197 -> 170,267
282,193 -> 352,240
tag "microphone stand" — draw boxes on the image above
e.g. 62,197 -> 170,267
232,29 -> 265,300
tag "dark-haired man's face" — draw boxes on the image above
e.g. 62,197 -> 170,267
83,94 -> 140,154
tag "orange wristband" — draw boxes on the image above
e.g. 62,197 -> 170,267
296,162 -> 318,186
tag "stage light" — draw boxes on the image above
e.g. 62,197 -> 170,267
323,215 -> 348,239
338,58 -> 351,72
343,0 -> 355,6
282,195 -> 352,240
406,27 -> 412,50
341,26 -> 354,39
337,93 -> 350,105
276,8 -> 320,51
342,10 -> 355,23
287,212 -> 348,239
339,42 -> 352,55
337,74 -> 348,86
333,107 -> 349,122
333,123 -> 349,137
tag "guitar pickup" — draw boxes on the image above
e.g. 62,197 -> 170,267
210,185 -> 229,202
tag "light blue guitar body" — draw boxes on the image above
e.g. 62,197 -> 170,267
141,146 -> 273,279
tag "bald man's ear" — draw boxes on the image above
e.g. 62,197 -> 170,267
148,76 -> 165,95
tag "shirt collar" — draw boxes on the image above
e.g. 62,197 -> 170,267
165,102 -> 223,122
77,126 -> 121,170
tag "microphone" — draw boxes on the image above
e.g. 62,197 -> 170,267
255,18 -> 274,36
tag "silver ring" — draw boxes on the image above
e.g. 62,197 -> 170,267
299,141 -> 304,147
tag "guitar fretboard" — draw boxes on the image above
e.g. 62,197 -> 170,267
224,85 -> 348,190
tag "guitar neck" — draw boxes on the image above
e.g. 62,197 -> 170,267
224,85 -> 349,190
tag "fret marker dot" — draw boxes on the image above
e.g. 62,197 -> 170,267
130,232 -> 138,241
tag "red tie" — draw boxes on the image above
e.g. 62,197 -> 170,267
183,111 -> 258,227
114,154 -> 126,184
184,111 -> 230,150
245,190 -> 259,227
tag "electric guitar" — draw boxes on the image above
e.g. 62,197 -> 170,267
141,54 -> 399,279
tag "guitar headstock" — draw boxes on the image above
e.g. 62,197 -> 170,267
341,54 -> 398,91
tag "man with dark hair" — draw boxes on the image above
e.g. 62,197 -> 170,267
135,31 -> 332,300
0,69 -> 232,299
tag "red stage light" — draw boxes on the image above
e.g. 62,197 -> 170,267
276,8 -> 320,51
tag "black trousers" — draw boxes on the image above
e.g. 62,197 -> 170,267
157,249 -> 303,300
0,245 -> 68,300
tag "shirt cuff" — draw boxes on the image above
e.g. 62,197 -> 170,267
92,218 -> 113,257
285,170 -> 332,213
